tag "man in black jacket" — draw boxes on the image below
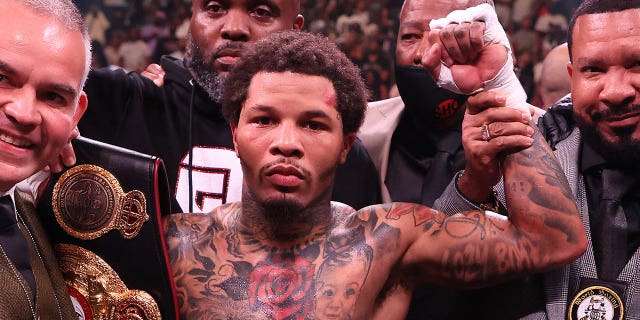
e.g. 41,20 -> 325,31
78,0 -> 381,213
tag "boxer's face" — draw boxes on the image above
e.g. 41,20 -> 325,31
232,72 -> 354,211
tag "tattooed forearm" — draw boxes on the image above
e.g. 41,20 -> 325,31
505,125 -> 575,208
498,124 -> 585,269
405,124 -> 585,288
503,125 -> 578,221
439,236 -> 542,285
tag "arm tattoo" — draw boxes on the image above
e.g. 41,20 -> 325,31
389,127 -> 584,287
441,127 -> 581,282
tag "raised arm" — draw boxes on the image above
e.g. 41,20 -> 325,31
394,92 -> 586,288
380,4 -> 587,288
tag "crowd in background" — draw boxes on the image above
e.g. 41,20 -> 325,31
76,0 -> 579,107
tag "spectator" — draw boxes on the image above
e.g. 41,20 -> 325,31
103,28 -> 126,67
537,42 -> 570,109
118,26 -> 151,72
141,9 -> 171,53
510,16 -> 539,62
86,2 -> 111,45
535,1 -> 569,56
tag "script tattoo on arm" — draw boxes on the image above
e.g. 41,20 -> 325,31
395,125 -> 586,288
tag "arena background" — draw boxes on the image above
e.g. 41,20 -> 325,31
76,0 -> 579,106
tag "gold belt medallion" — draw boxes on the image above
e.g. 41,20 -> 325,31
56,243 -> 161,320
52,164 -> 149,240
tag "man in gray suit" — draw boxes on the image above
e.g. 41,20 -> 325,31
0,0 -> 89,318
436,0 -> 640,318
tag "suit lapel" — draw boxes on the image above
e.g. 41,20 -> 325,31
14,191 -> 75,319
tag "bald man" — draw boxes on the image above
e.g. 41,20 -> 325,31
538,43 -> 571,109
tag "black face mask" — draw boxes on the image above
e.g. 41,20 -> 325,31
394,64 -> 468,130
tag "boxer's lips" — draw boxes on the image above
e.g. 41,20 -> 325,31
265,166 -> 305,188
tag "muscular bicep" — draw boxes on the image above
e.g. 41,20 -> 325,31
398,207 -> 540,289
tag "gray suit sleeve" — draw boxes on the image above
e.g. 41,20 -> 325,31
432,170 -> 484,215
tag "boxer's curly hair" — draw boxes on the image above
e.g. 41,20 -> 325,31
222,30 -> 368,135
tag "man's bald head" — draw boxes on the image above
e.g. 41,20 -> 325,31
539,43 -> 570,109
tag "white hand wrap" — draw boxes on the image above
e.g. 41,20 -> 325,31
429,3 -> 529,118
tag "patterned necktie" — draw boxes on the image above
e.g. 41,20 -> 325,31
0,195 -> 36,293
593,169 -> 634,281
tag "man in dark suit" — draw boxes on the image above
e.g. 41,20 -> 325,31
0,0 -> 89,317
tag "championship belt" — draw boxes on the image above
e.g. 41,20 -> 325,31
37,137 -> 179,320
57,243 -> 161,320
567,278 -> 626,320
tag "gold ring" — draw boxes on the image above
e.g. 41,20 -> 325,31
481,124 -> 491,141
